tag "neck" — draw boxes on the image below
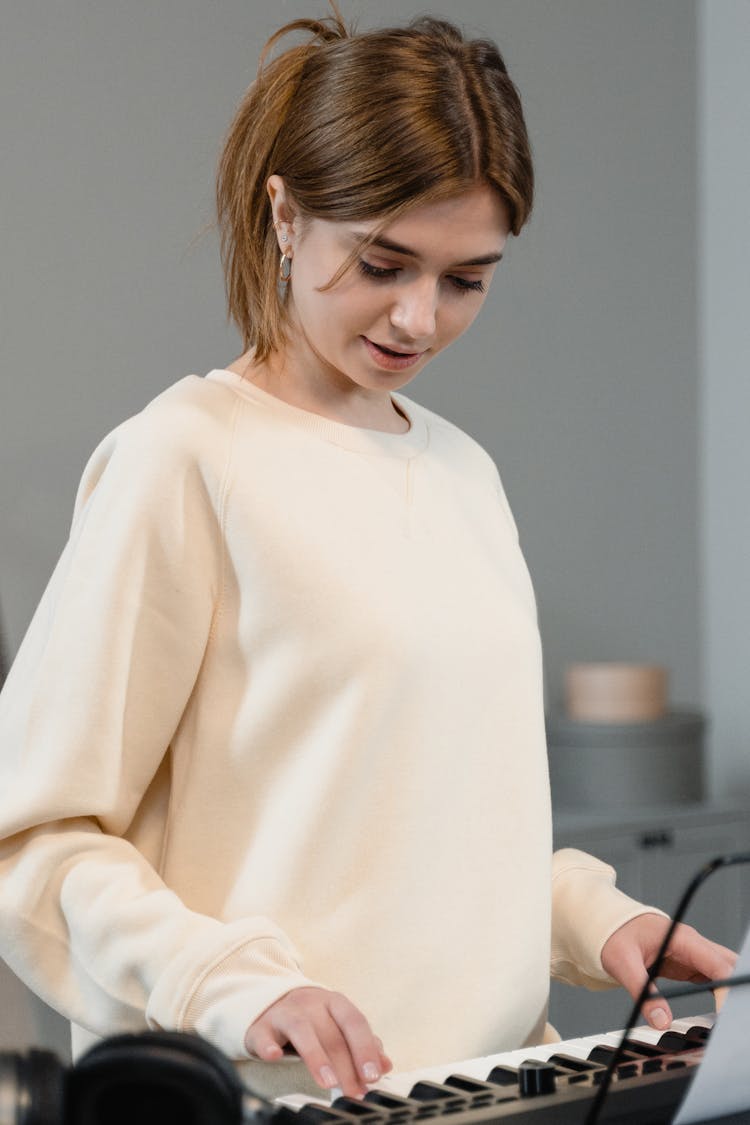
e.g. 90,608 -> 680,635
227,347 -> 411,434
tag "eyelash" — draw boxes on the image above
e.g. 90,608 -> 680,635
357,259 -> 485,295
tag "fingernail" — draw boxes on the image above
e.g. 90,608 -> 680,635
363,1062 -> 380,1083
651,1008 -> 669,1029
320,1065 -> 338,1088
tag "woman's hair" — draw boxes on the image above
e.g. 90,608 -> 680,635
216,6 -> 534,361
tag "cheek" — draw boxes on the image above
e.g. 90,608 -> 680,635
441,296 -> 486,343
324,282 -> 389,337
295,258 -> 364,315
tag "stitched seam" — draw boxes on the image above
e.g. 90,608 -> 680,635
157,397 -> 243,874
175,933 -> 296,1028
551,862 -> 614,885
206,395 -> 243,650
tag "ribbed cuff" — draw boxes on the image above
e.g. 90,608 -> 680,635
551,849 -> 667,989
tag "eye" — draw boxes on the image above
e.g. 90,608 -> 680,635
358,260 -> 399,281
358,259 -> 486,294
449,276 -> 485,295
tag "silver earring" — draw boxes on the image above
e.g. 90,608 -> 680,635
279,252 -> 292,282
280,233 -> 288,243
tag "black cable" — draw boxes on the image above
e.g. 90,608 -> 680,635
583,850 -> 750,1125
655,972 -> 750,1002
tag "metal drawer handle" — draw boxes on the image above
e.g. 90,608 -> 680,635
638,829 -> 674,849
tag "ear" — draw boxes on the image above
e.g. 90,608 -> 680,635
267,174 -> 299,252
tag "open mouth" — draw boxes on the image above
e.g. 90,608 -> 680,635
376,343 -> 416,357
362,337 -> 425,370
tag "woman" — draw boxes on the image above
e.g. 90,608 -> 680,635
0,8 -> 734,1104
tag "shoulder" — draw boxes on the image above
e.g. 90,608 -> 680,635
73,374 -> 242,521
121,373 -> 241,461
397,393 -> 500,482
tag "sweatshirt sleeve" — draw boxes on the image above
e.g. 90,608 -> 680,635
550,848 -> 668,989
0,401 -> 315,1059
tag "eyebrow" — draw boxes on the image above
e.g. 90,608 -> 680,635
351,232 -> 504,267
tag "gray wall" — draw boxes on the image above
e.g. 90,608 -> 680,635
3,0 -> 743,1049
1,1 -> 701,716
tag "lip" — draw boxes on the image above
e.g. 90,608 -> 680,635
362,336 -> 426,371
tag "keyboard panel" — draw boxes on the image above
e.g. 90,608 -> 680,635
276,1016 -> 717,1125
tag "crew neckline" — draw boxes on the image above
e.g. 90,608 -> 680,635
205,368 -> 429,459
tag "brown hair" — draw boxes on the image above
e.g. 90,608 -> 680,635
216,8 -> 534,361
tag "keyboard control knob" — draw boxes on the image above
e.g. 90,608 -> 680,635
518,1060 -> 556,1097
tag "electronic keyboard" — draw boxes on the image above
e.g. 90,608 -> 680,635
275,1015 -> 745,1124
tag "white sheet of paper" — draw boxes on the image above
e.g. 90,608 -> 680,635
674,923 -> 750,1124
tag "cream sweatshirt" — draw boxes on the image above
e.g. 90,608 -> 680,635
0,370 -> 657,1098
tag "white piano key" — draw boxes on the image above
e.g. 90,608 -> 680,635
275,1094 -> 331,1111
610,1013 -> 715,1048
374,1034 -> 604,1097
274,1013 -> 716,1106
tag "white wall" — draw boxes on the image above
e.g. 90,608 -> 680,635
700,0 -> 750,797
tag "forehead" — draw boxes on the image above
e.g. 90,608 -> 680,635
309,185 -> 511,262
370,186 -> 511,251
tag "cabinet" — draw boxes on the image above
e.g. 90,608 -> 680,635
549,802 -> 750,1038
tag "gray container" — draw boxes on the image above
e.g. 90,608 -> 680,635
546,710 -> 705,810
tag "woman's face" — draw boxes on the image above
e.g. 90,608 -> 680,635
273,181 -> 511,397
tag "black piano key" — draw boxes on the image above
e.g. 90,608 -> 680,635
382,1092 -> 439,1121
485,1064 -> 520,1087
297,1107 -> 357,1125
616,1063 -> 639,1079
331,1096 -> 389,1123
685,1024 -> 711,1043
587,1045 -> 641,1065
620,1038 -> 665,1058
643,1058 -> 663,1074
657,1030 -> 702,1052
442,1074 -> 514,1104
276,1110 -> 305,1125
547,1052 -> 604,1074
408,1081 -> 471,1112
362,1090 -> 417,1121
441,1075 -> 493,1095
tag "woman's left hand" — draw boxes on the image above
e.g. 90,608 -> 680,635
600,913 -> 737,1030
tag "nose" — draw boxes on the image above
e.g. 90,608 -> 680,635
389,278 -> 437,344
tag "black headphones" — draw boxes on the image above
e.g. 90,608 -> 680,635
0,1031 -> 271,1125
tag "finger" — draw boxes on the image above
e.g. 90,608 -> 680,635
329,992 -> 388,1087
244,1022 -> 286,1062
286,1013 -> 364,1098
317,1016 -> 370,1098
640,986 -> 673,1032
664,925 -> 737,983
614,949 -> 673,1031
379,1047 -> 394,1075
374,1036 -> 393,1074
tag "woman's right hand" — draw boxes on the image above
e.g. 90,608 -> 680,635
245,986 -> 393,1098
